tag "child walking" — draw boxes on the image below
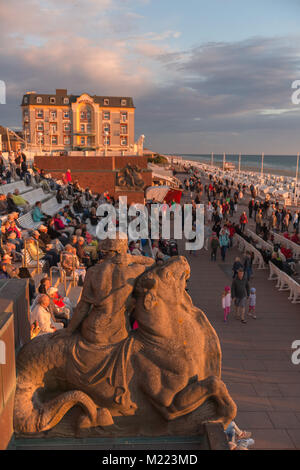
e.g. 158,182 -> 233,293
222,286 -> 231,323
248,287 -> 257,319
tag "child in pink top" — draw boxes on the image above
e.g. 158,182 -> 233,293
222,286 -> 231,323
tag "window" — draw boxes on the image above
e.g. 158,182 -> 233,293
50,97 -> 56,104
36,122 -> 44,131
37,133 -> 44,144
51,136 -> 58,145
121,99 -> 127,106
86,111 -> 91,121
64,135 -> 71,145
64,123 -> 70,132
23,110 -> 29,122
80,137 -> 85,145
104,136 -> 110,145
63,97 -> 69,104
36,97 -> 42,104
63,111 -> 69,119
103,123 -> 110,133
104,99 -> 109,106
103,111 -> 110,120
80,111 -> 86,121
121,112 -> 127,122
80,124 -> 85,133
121,125 -> 127,134
121,137 -> 128,146
36,109 -> 44,119
24,96 -> 28,104
87,136 -> 92,146
50,110 -> 57,120
87,124 -> 92,133
50,124 -> 57,134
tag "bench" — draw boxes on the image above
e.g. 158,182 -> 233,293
271,231 -> 300,260
0,180 -> 31,196
41,197 -> 70,217
17,211 -> 42,230
234,234 -> 266,269
268,261 -> 300,303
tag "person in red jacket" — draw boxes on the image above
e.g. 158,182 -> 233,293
239,212 -> 248,233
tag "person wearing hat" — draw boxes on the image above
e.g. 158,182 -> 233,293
47,287 -> 70,328
1,253 -> 19,278
231,268 -> 250,324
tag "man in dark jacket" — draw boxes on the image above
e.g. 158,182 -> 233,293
231,268 -> 250,324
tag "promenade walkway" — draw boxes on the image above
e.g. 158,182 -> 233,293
179,176 -> 300,449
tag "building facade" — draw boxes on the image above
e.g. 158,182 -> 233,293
21,89 -> 135,154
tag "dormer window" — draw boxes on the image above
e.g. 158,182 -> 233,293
24,97 -> 28,104
104,99 -> 109,106
36,97 -> 42,104
50,97 -> 56,104
63,97 -> 69,104
121,99 -> 127,106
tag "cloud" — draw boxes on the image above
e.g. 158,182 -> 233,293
1,1 -> 300,153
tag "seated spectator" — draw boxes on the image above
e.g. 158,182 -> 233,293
30,294 -> 63,335
47,287 -> 70,328
60,244 -> 86,282
12,189 -> 30,212
7,193 -> 20,214
53,213 -> 74,236
0,194 -> 8,214
31,230 -> 60,266
32,201 -> 47,222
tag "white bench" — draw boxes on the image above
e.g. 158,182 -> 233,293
41,197 -> 70,217
271,231 -> 300,260
245,229 -> 273,252
234,234 -> 266,269
25,188 -> 48,207
0,180 -> 33,196
17,211 -> 42,230
268,261 -> 300,303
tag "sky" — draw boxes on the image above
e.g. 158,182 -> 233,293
1,0 -> 300,154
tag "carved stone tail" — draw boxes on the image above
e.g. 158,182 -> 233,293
14,388 -> 98,434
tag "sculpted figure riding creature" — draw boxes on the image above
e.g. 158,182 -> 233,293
14,235 -> 236,437
117,164 -> 144,189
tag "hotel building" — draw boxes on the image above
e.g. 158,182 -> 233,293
21,89 -> 135,154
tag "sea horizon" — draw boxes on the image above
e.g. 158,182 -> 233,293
167,154 -> 299,178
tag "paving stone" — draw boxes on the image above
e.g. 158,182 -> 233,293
248,429 -> 296,450
253,383 -> 283,397
268,412 -> 300,429
236,411 -> 274,429
286,429 -> 300,449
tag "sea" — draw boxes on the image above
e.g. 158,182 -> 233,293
173,154 -> 299,177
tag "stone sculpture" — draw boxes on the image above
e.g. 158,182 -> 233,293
14,238 -> 236,437
116,163 -> 145,189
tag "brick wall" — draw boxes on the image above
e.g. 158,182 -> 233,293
35,156 -> 152,203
